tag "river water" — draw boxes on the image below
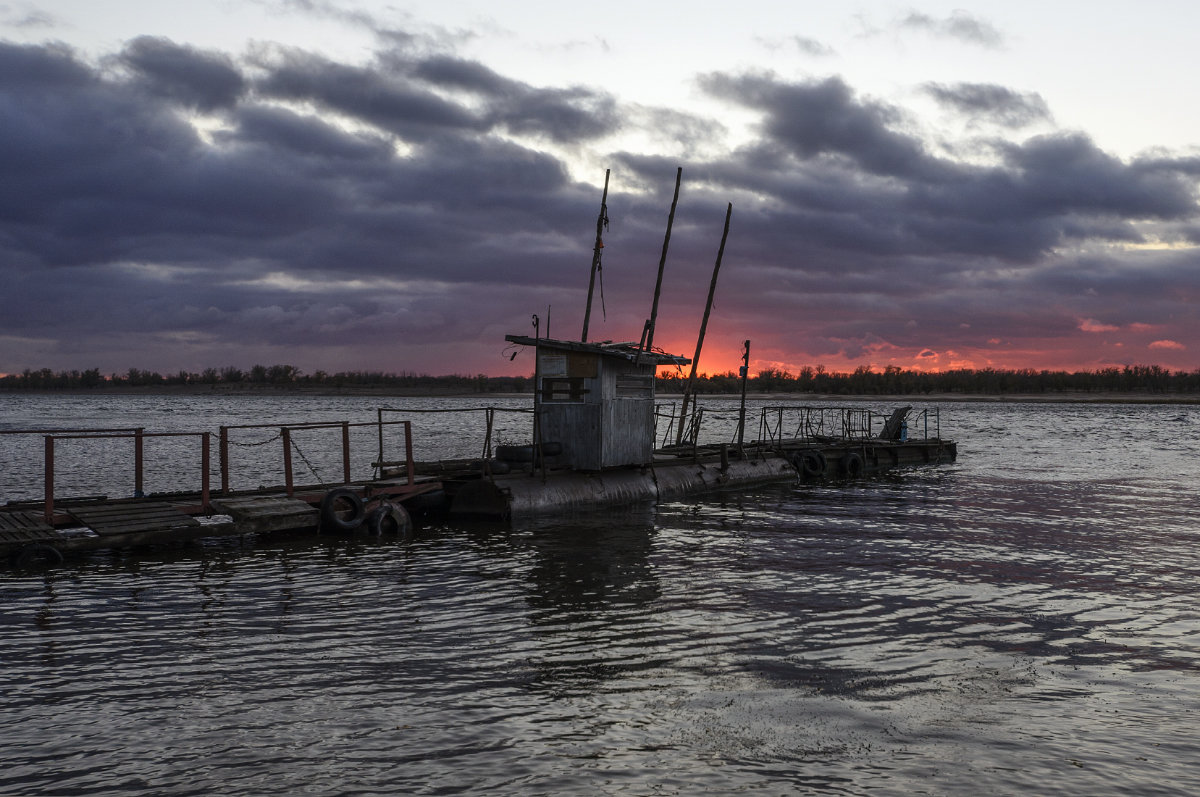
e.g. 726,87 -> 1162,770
3,395 -> 1200,795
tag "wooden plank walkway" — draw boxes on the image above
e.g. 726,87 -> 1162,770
67,502 -> 200,536
0,511 -> 64,545
211,496 -> 319,533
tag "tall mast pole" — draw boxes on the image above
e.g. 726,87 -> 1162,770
581,169 -> 610,342
676,202 -> 732,445
644,167 -> 681,355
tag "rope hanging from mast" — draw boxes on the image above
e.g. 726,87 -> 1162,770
581,169 -> 611,342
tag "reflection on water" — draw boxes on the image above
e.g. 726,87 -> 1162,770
4,399 -> 1200,794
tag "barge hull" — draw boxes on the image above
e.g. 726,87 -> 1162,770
450,439 -> 956,519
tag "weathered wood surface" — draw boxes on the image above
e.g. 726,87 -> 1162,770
0,511 -> 64,544
212,496 -> 319,533
67,502 -> 200,536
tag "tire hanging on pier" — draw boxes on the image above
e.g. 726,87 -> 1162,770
792,449 -> 827,479
14,543 -> 63,570
320,487 -> 366,533
364,502 -> 412,538
841,452 -> 865,479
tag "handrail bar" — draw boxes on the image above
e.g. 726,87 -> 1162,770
220,419 -> 417,497
43,431 -> 210,524
0,427 -> 142,435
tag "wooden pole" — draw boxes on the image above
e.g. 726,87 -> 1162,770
581,169 -> 610,342
201,432 -> 211,512
644,167 -> 681,356
377,409 -> 384,476
219,426 -> 230,494
282,427 -> 294,497
677,202 -> 733,445
134,427 -> 144,498
404,421 -> 415,486
43,436 -> 54,525
737,339 -> 751,449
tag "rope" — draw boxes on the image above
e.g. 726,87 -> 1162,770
290,437 -> 323,482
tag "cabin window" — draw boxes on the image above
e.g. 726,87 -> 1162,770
541,377 -> 588,402
616,374 -> 654,398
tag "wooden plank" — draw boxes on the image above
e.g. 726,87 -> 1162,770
67,502 -> 199,537
212,496 -> 317,520
0,511 -> 64,544
211,496 -> 319,533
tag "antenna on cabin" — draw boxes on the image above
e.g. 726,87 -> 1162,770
581,169 -> 611,342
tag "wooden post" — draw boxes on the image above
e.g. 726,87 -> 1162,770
483,407 -> 494,461
219,426 -> 230,494
404,421 -> 415,486
582,169 -> 611,342
376,409 -> 384,476
281,427 -> 294,497
644,167 -> 681,356
677,202 -> 732,445
43,436 -> 54,525
341,421 -> 351,484
201,432 -> 211,512
134,427 -> 144,498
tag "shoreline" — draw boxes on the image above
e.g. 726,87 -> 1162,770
2,386 -> 1199,404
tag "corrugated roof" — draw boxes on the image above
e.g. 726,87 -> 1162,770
504,335 -> 691,366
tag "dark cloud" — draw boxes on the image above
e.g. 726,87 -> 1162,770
700,74 -> 947,181
1000,133 -> 1198,220
224,105 -> 394,161
401,53 -> 622,142
0,39 -> 93,88
254,48 -> 482,139
118,36 -> 246,111
924,82 -> 1051,128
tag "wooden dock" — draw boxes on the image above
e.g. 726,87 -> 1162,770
3,401 -> 957,566
2,477 -> 441,567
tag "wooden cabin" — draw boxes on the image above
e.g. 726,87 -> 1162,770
504,336 -> 690,471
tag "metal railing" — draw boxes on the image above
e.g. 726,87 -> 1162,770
2,415 -> 424,521
660,403 -> 943,451
40,430 -> 211,524
377,406 -> 533,463
756,405 -> 940,445
219,418 -> 416,497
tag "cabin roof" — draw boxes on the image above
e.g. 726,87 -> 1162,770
504,335 -> 691,366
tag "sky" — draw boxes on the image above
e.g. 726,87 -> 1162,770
3,1 -> 1200,378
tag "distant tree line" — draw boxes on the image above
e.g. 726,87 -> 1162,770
0,365 -> 529,393
3,362 -> 1199,396
657,363 -> 1200,395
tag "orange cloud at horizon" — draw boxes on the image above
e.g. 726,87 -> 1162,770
646,335 -> 1196,378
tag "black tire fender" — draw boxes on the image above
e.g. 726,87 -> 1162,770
841,452 -> 865,478
365,503 -> 412,537
495,444 -> 533,463
791,449 -> 827,479
15,543 -> 63,570
320,487 -> 365,533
